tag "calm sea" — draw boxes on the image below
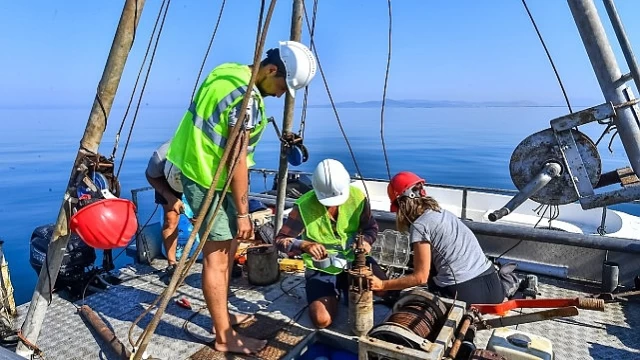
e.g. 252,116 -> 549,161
1,105 -> 639,305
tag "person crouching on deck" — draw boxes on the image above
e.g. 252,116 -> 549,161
275,159 -> 389,329
368,171 -> 505,306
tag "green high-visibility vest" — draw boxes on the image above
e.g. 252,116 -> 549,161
297,185 -> 367,274
167,63 -> 268,190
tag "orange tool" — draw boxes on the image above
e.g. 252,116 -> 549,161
175,297 -> 192,310
470,297 -> 604,316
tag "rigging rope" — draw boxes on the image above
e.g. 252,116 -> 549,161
110,0 -> 169,163
116,0 -> 172,178
302,1 -> 371,201
297,0 -> 318,139
380,0 -> 393,180
521,0 -> 573,114
189,0 -> 228,102
129,1 -> 278,356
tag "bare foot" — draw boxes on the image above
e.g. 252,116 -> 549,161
214,331 -> 267,355
211,312 -> 255,334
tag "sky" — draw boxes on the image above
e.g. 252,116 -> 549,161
2,0 -> 640,109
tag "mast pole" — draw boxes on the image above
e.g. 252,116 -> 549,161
567,0 -> 640,176
15,0 -> 146,356
273,0 -> 304,232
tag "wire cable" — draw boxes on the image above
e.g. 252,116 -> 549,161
302,2 -> 370,201
380,0 -> 393,180
189,0 -> 228,102
297,0 -> 318,139
110,0 -> 167,162
521,0 -> 573,114
116,0 -> 173,178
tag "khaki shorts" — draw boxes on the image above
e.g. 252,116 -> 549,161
181,174 -> 237,241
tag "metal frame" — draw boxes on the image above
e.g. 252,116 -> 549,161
549,101 -> 640,209
559,0 -> 640,209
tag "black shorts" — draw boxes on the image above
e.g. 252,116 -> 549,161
304,256 -> 387,304
154,188 -> 183,206
431,266 -> 504,305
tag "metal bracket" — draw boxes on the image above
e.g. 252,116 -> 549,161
369,324 -> 433,352
550,102 -> 617,131
554,130 -> 596,199
550,100 -> 640,132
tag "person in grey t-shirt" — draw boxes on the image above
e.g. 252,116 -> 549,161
369,171 -> 505,305
145,139 -> 184,275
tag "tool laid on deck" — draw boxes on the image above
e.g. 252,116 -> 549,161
473,306 -> 579,331
175,297 -> 192,310
470,297 -> 605,317
347,234 -> 374,336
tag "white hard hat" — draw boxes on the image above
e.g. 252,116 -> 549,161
278,40 -> 317,98
312,159 -> 351,207
163,161 -> 183,193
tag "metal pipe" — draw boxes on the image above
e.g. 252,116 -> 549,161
595,169 -> 623,188
348,235 -> 374,336
274,0 -> 304,233
16,1 -> 146,356
384,212 -> 640,254
580,181 -> 640,208
79,306 -> 131,359
488,162 -> 562,222
602,0 -> 640,94
567,0 -> 640,176
465,219 -> 640,254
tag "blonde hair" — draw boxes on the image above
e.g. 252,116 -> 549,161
395,196 -> 441,232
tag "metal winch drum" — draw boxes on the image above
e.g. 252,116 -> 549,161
367,288 -> 448,351
509,128 -> 601,206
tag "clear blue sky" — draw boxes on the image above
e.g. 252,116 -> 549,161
2,0 -> 640,108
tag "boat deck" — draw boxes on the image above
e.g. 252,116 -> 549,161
10,259 -> 640,360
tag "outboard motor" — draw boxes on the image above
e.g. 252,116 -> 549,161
29,224 -> 97,293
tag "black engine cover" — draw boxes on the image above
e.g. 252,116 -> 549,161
29,224 -> 96,285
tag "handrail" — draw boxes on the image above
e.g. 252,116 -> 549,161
248,168 -> 640,205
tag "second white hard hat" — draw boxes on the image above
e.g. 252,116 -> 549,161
278,40 -> 317,98
312,159 -> 351,207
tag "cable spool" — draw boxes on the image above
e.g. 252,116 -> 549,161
368,288 -> 447,350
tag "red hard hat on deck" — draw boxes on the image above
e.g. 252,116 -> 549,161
70,198 -> 139,249
387,171 -> 426,212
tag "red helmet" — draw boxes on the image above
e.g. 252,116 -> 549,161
387,171 -> 426,212
70,198 -> 139,249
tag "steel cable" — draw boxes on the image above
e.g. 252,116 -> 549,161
380,0 -> 393,180
301,1 -> 370,201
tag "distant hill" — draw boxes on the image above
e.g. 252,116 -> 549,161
307,99 -> 567,108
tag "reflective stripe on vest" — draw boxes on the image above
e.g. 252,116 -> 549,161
187,87 -> 265,159
297,185 -> 366,275
166,63 -> 268,189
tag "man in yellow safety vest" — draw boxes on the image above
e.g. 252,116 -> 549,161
275,159 -> 390,329
166,41 -> 317,355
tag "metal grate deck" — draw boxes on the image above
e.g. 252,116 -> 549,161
8,260 -> 640,360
